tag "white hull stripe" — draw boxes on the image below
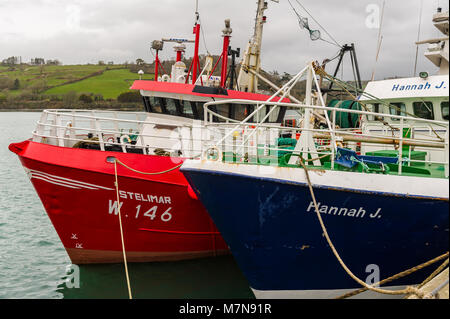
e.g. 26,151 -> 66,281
182,160 -> 449,199
25,168 -> 114,191
29,175 -> 82,189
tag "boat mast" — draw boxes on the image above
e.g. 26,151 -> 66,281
192,0 -> 201,84
237,0 -> 279,93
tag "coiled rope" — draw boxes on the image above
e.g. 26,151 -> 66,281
297,157 -> 449,298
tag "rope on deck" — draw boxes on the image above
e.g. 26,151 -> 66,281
298,157 -> 449,299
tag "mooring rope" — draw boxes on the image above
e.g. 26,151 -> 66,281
336,254 -> 449,299
401,257 -> 450,299
111,156 -> 185,300
417,258 -> 449,290
114,160 -> 133,299
115,158 -> 183,175
297,157 -> 449,298
111,154 -> 213,298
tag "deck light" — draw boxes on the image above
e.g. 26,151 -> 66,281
419,71 -> 429,79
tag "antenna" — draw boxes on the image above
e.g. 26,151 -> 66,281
371,0 -> 386,81
237,0 -> 279,93
413,0 -> 424,77
195,0 -> 199,22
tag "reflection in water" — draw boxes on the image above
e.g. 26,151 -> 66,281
1,112 -> 253,299
57,255 -> 254,299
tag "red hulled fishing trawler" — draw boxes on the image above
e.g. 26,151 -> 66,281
9,0 -> 288,263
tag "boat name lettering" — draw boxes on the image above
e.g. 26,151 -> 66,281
306,201 -> 382,219
391,81 -> 446,92
118,190 -> 171,204
108,200 -> 173,222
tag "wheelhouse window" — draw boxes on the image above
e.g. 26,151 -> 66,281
165,98 -> 179,116
208,103 -> 232,122
265,105 -> 280,123
233,104 -> 255,122
195,102 -> 205,120
144,97 -> 200,119
216,103 -> 231,120
141,97 -> 286,123
389,102 -> 406,121
182,100 -> 196,119
256,104 -> 285,123
413,101 -> 434,120
367,103 -> 384,121
147,96 -> 163,114
441,101 -> 449,120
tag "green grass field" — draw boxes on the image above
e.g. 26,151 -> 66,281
0,65 -> 154,100
44,68 -> 154,99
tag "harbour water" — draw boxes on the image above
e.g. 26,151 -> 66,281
0,112 -> 253,299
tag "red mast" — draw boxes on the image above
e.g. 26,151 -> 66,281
220,19 -> 232,88
151,40 -> 164,82
176,50 -> 183,62
192,22 -> 201,84
155,50 -> 160,81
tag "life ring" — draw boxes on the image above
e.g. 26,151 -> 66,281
120,135 -> 131,144
203,146 -> 222,162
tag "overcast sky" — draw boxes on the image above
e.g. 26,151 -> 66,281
1,0 -> 448,80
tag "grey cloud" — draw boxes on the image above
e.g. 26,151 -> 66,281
0,0 -> 448,81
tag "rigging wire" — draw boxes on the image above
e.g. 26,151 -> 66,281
349,51 -> 359,96
287,0 -> 321,41
198,15 -> 211,55
413,0 -> 424,77
371,0 -> 386,81
291,0 -> 342,48
323,49 -> 343,65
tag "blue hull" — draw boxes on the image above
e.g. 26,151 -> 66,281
181,168 -> 449,293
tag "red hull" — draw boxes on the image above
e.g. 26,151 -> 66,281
9,140 -> 228,264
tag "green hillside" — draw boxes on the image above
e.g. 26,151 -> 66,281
44,68 -> 154,99
0,64 -> 153,99
1,65 -> 108,94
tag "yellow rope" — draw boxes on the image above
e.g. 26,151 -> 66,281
417,258 -> 449,289
402,257 -> 450,299
297,158 -> 447,298
109,156 -> 190,299
114,160 -> 133,299
115,158 -> 183,175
